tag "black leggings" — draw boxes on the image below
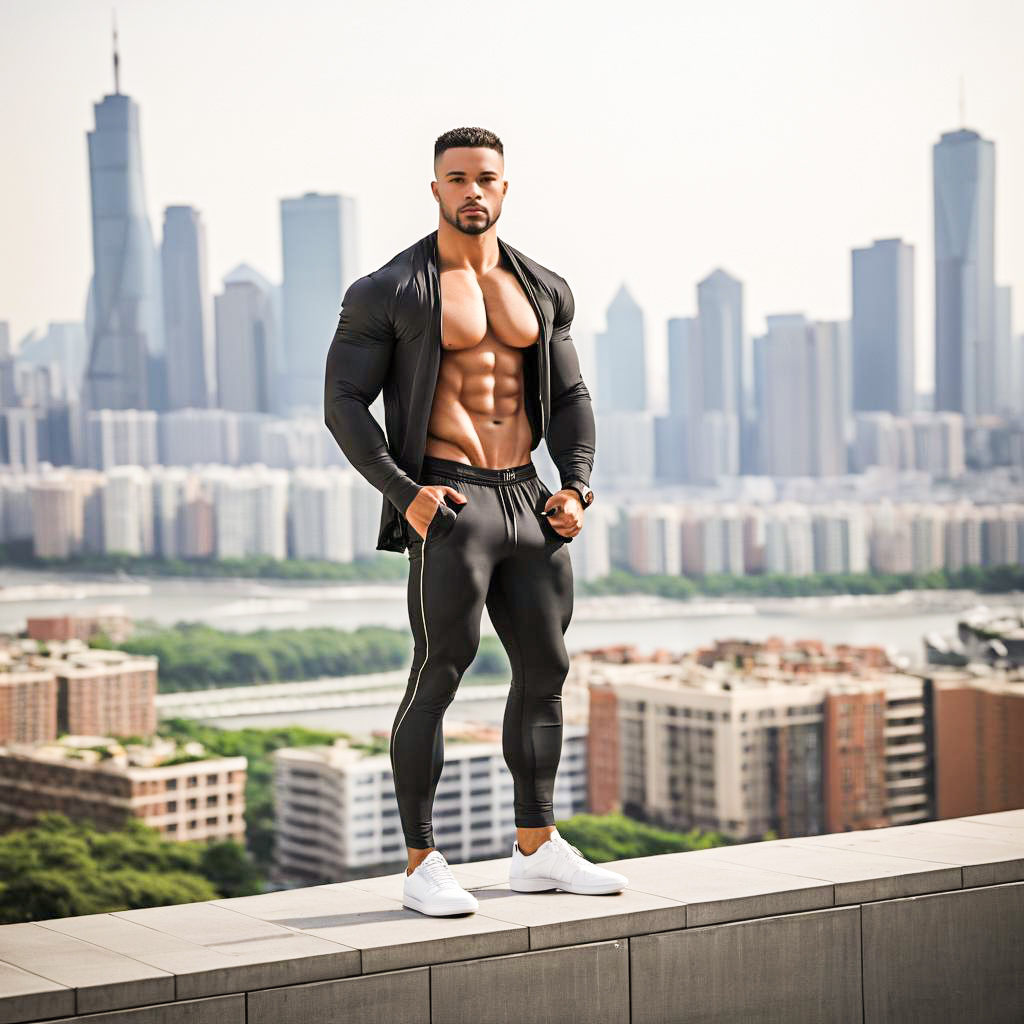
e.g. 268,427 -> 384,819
390,454 -> 575,850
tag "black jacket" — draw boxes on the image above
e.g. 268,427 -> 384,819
324,229 -> 595,554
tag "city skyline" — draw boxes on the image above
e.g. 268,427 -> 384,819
1,0 -> 1022,413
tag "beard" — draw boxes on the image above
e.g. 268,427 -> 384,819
441,202 -> 501,235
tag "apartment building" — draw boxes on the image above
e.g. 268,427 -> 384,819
273,721 -> 588,882
582,639 -> 933,841
0,734 -> 246,844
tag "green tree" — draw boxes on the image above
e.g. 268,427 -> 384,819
555,811 -> 732,863
0,813 -> 257,924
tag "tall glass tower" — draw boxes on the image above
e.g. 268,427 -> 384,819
595,284 -> 646,412
281,192 -> 357,415
933,128 -> 995,419
83,26 -> 162,411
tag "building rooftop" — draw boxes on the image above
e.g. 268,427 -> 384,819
0,808 -> 1020,1022
0,734 -> 240,773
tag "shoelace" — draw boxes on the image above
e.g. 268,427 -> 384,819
553,836 -> 588,861
541,836 -> 590,878
419,854 -> 460,890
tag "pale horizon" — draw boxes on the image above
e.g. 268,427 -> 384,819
1,0 -> 1022,408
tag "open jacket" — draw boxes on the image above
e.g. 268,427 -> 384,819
324,229 -> 596,554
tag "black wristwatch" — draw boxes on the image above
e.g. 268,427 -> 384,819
562,482 -> 595,508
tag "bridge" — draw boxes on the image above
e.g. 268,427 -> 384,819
155,672 -> 509,720
0,808 -> 1021,1022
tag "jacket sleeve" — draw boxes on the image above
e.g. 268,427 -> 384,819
323,274 -> 421,516
545,276 -> 596,499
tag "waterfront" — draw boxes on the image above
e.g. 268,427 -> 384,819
0,566 -> 1010,663
4,567 -> 1019,737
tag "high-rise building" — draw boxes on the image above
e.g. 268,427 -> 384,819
757,315 -> 844,476
83,33 -> 163,412
289,467 -> 356,562
162,206 -> 216,411
215,265 -> 278,414
85,409 -> 159,470
30,478 -> 82,559
921,669 -> 1024,819
595,284 -> 646,412
102,465 -> 155,556
933,128 -> 996,418
810,320 -> 850,474
697,269 -> 745,419
664,317 -> 702,482
994,285 -> 1016,417
851,239 -> 915,415
281,193 -> 358,415
667,316 -> 701,419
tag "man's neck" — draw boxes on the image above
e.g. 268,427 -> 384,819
437,220 -> 501,275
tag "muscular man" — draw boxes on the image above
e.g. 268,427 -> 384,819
324,127 -> 627,915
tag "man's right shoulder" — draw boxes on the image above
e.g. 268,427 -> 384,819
342,231 -> 435,310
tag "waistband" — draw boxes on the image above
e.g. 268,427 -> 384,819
421,454 -> 537,485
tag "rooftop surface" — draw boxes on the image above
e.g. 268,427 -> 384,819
1,808 -> 1022,1022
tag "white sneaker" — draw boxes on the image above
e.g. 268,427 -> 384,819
402,849 -> 480,916
509,827 -> 629,895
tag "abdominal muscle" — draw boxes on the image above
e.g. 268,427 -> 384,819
423,339 -> 535,469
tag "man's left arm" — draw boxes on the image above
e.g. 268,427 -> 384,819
545,276 -> 595,507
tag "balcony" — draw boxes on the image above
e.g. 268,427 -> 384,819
0,809 -> 1022,1023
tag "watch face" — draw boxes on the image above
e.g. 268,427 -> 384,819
583,489 -> 594,506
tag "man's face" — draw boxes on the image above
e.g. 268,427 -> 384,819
432,147 -> 507,235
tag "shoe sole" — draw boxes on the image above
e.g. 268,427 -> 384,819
403,890 -> 479,916
509,876 -> 626,895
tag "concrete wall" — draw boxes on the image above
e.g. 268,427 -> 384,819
1,809 -> 1022,1023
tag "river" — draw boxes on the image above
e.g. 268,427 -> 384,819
3,566 -> 1017,734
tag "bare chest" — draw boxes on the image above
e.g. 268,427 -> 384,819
440,263 -> 540,353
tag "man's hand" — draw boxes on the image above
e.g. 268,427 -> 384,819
406,485 -> 468,540
544,489 -> 585,539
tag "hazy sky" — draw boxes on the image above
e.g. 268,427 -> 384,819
2,0 -> 1021,408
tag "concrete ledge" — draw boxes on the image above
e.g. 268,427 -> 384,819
1,809 -> 1022,1023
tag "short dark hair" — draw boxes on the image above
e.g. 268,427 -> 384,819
434,127 -> 504,165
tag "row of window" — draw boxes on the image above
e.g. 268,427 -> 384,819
163,813 -> 236,833
163,772 -> 239,791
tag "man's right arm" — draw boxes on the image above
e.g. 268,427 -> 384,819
323,274 -> 421,516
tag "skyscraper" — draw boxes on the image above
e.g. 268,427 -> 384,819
281,193 -> 357,414
83,29 -> 162,412
595,284 -> 646,412
215,265 -> 277,415
696,269 -> 745,418
851,239 -> 915,415
757,315 -> 845,477
162,206 -> 215,410
933,128 -> 996,419
994,285 -> 1016,417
